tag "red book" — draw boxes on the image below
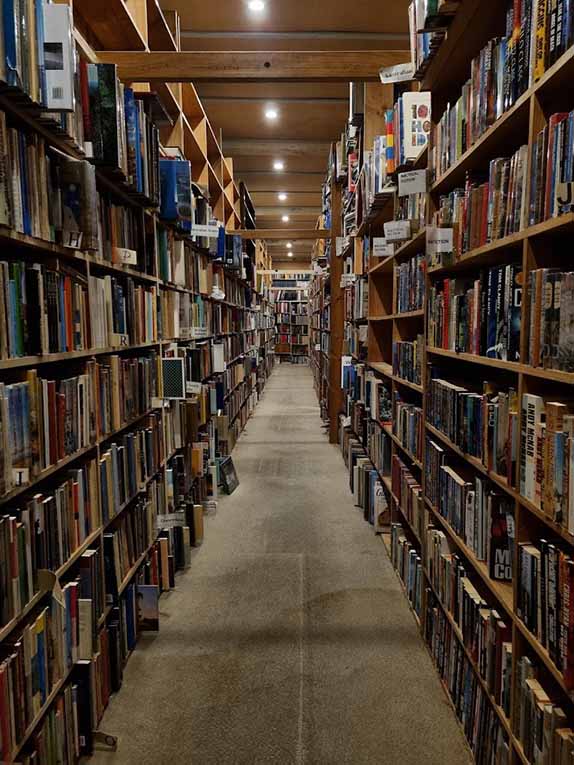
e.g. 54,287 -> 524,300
47,381 -> 57,465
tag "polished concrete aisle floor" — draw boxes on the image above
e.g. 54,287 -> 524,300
91,365 -> 471,765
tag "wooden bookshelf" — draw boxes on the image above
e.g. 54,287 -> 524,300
328,4 -> 574,760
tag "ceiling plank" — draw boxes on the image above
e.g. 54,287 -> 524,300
95,50 -> 408,82
236,229 -> 329,240
223,140 -> 330,158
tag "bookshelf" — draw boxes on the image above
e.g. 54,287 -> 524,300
273,274 -> 311,364
329,2 -> 574,760
0,1 -> 274,761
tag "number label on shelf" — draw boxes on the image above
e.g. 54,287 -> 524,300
398,170 -> 427,197
113,247 -> 138,266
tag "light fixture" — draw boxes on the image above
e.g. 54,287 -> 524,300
282,215 -> 290,222
273,160 -> 284,171
286,242 -> 292,249
288,253 -> 293,258
248,0 -> 265,11
265,107 -> 278,121
278,192 -> 287,201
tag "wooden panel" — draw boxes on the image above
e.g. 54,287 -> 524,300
168,0 -> 410,34
95,50 -> 410,82
201,100 -> 347,140
236,229 -> 330,240
182,34 -> 407,52
235,172 -> 325,191
73,0 -> 147,50
197,83 -> 349,99
223,140 -> 331,158
251,192 -> 322,206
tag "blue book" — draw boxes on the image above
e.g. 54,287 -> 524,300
124,88 -> 140,190
159,159 -> 178,221
486,267 -> 500,358
3,0 -> 21,89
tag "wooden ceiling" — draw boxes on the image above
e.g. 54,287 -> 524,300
161,0 -> 410,266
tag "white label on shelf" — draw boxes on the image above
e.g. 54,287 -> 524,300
340,274 -> 356,288
193,224 -> 221,239
379,62 -> 415,84
151,397 -> 168,409
336,237 -> 345,256
398,170 -> 428,197
341,355 -> 353,388
342,416 -> 351,428
13,467 -> 29,486
186,381 -> 203,395
383,220 -> 411,241
190,327 -> 209,339
110,333 -> 129,348
113,246 -> 138,266
426,227 -> 454,255
315,344 -> 321,351
556,182 -> 574,207
156,511 -> 186,530
372,238 -> 394,257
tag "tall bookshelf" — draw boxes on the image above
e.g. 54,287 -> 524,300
0,1 -> 274,762
273,273 -> 311,364
330,3 -> 574,760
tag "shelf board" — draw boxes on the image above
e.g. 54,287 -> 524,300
369,229 -> 426,275
369,309 -> 425,322
76,0 -> 147,51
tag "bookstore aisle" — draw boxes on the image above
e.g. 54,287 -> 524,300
91,364 -> 470,765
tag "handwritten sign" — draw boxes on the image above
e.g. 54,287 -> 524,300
186,381 -> 203,395
372,238 -> 394,257
379,62 -> 415,84
398,170 -> 428,197
384,220 -> 411,242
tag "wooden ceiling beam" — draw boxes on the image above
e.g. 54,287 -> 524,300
236,229 -> 329,240
95,50 -> 408,82
225,140 -> 330,157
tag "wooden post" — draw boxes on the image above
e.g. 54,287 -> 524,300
328,179 -> 344,444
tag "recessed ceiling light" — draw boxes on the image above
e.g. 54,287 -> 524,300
265,107 -> 278,121
282,215 -> 290,222
278,192 -> 287,201
286,242 -> 292,249
248,0 -> 265,11
273,160 -> 284,171
288,253 -> 293,258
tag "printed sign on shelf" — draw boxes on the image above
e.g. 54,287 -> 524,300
379,62 -> 415,84
341,355 -> 353,388
372,238 -> 394,257
193,224 -> 221,239
383,220 -> 411,242
398,170 -> 427,197
426,227 -> 454,256
186,381 -> 203,395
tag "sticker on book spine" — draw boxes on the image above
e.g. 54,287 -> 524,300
113,247 -> 138,266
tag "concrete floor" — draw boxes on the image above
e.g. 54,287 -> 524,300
90,364 -> 471,765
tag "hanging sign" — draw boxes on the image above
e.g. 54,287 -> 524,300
379,62 -> 416,84
398,170 -> 428,197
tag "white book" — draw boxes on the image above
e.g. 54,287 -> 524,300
521,394 -> 544,503
42,3 -> 76,112
212,343 -> 226,373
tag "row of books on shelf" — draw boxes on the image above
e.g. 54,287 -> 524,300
427,264 -> 522,362
427,376 -> 519,483
392,455 -> 425,539
429,1 -> 574,181
390,523 -> 424,614
344,277 -> 368,323
425,437 -> 515,581
433,145 -> 528,254
428,264 -> 574,372
0,352 -> 159,496
393,336 -> 424,386
393,395 -> 424,463
341,427 -> 389,533
408,1 -> 459,75
394,253 -> 425,314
